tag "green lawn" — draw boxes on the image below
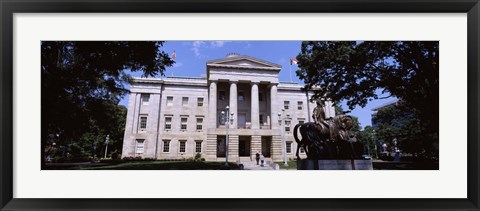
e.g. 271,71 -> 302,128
79,161 -> 241,170
276,160 -> 297,169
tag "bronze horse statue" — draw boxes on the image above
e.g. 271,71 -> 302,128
293,115 -> 364,160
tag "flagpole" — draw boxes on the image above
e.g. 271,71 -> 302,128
289,61 -> 292,82
171,50 -> 176,77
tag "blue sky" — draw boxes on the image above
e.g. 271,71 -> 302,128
120,41 -> 396,129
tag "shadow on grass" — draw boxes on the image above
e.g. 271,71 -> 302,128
79,161 -> 241,170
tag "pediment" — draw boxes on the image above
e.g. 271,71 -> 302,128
207,56 -> 281,70
215,59 -> 272,68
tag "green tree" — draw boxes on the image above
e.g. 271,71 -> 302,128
356,126 -> 377,158
373,104 -> 433,158
296,41 -> 438,159
41,41 -> 174,167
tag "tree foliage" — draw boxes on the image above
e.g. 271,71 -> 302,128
296,41 -> 438,158
356,126 -> 377,158
41,41 -> 174,164
373,104 -> 437,159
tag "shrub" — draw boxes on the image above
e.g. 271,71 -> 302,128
194,153 -> 202,160
143,158 -> 156,161
122,156 -> 140,161
111,152 -> 119,160
52,156 -> 65,163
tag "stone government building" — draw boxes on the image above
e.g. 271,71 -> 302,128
121,53 -> 335,162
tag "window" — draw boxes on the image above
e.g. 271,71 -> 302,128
167,96 -> 173,106
136,139 -> 145,154
181,117 -> 188,130
238,91 -> 245,101
259,114 -> 264,125
196,118 -> 203,130
197,97 -> 204,106
298,119 -> 305,125
139,115 -> 148,130
219,91 -> 226,101
164,117 -> 172,130
284,101 -> 290,109
195,141 -> 202,153
297,101 -> 303,110
163,140 -> 170,152
259,93 -> 263,102
179,140 -> 186,153
182,97 -> 189,106
286,142 -> 292,153
285,120 -> 291,132
141,93 -> 150,105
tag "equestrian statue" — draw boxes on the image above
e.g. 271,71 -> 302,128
293,99 -> 364,160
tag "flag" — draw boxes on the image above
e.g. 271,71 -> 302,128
290,58 -> 298,65
171,51 -> 177,59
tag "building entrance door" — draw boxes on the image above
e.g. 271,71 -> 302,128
239,136 -> 251,157
238,113 -> 246,128
261,136 -> 272,157
217,136 -> 226,157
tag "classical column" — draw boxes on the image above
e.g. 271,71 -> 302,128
270,84 -> 279,129
251,82 -> 260,129
207,81 -> 218,161
208,80 -> 217,128
229,81 -> 238,129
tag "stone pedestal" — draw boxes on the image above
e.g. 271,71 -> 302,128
297,159 -> 373,170
353,160 -> 374,170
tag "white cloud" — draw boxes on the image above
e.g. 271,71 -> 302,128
192,41 -> 205,47
191,41 -> 206,56
172,62 -> 183,68
191,48 -> 201,57
190,41 -> 228,57
210,41 -> 225,48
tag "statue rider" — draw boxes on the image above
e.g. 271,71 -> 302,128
312,98 -> 329,126
312,98 -> 335,141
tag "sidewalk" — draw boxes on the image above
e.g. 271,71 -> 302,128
241,162 -> 276,170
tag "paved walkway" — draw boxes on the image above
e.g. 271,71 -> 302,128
241,162 -> 276,170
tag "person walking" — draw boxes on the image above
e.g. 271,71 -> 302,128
255,152 -> 260,165
260,154 -> 265,167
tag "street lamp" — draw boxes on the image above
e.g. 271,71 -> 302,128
104,134 -> 110,159
373,129 -> 378,159
278,109 -> 289,165
221,106 -> 233,166
393,138 -> 399,152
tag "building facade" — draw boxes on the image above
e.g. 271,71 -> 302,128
121,54 -> 335,162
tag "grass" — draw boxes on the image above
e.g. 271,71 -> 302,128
276,160 -> 298,169
79,160 -> 241,170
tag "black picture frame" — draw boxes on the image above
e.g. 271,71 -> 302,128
1,0 -> 479,210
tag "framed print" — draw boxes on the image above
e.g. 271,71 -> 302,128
1,0 -> 479,210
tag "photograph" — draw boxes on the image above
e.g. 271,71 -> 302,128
41,41 -> 439,170
2,0 -> 477,209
